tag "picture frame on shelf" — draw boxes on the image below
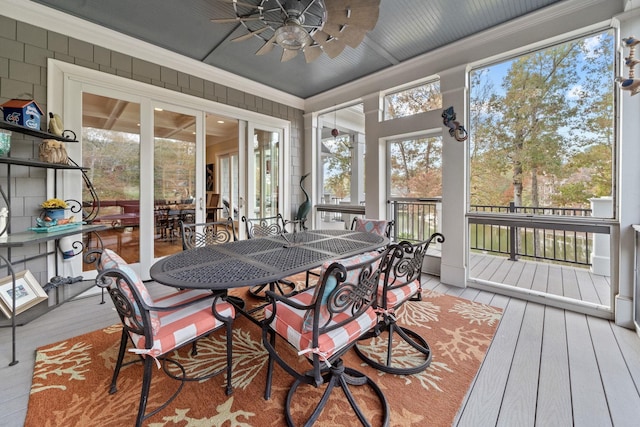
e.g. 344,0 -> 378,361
0,270 -> 48,318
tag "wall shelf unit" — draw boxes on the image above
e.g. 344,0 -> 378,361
0,120 -> 104,366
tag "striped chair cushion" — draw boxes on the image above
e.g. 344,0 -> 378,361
379,278 -> 421,308
302,251 -> 380,332
99,249 -> 160,334
128,289 -> 235,357
353,218 -> 387,237
264,288 -> 377,362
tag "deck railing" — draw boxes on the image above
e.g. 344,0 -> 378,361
389,198 -> 442,243
317,197 -> 604,267
389,199 -> 600,266
468,202 -> 594,266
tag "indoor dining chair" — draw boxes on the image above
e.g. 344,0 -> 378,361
261,248 -> 395,426
85,248 -> 235,427
354,233 -> 445,375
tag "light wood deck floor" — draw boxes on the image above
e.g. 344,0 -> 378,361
469,252 -> 611,308
1,275 -> 639,426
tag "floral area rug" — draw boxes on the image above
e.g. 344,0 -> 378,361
26,275 -> 502,426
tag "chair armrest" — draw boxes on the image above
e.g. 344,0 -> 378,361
147,290 -> 218,312
264,289 -> 312,310
262,289 -> 314,325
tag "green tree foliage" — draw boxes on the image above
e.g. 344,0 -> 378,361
470,31 -> 614,211
322,134 -> 352,199
82,128 -> 140,201
389,136 -> 442,198
384,81 -> 442,119
82,128 -> 196,204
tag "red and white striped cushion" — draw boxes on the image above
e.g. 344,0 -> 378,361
265,288 -> 377,362
99,249 -> 161,334
379,278 -> 421,308
128,289 -> 234,357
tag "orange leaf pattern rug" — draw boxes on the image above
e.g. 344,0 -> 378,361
26,279 -> 502,426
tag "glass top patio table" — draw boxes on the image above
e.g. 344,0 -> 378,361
149,229 -> 388,290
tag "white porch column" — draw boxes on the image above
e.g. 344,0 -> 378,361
439,66 -> 468,287
590,197 -> 612,276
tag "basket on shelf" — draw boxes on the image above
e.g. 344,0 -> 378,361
38,139 -> 68,164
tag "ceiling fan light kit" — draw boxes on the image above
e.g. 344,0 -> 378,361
213,0 -> 381,62
275,19 -> 311,50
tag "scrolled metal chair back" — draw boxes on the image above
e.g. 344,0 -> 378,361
180,218 -> 237,249
384,233 -> 445,292
307,248 -> 396,336
97,269 -> 148,338
242,213 -> 286,238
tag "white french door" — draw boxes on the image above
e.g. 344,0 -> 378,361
245,122 -> 285,223
50,60 -> 290,279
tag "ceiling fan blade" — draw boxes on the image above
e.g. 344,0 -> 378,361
321,39 -> 346,59
312,31 -> 346,59
303,45 -> 323,63
325,0 -> 380,30
321,23 -> 368,48
211,16 -> 262,23
324,0 -> 378,11
311,30 -> 330,44
281,49 -> 299,62
232,26 -> 269,42
219,0 -> 262,9
256,36 -> 276,55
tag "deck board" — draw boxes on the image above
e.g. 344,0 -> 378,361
535,307 -> 573,426
469,253 -> 611,313
455,298 -> 525,426
565,311 -> 612,427
588,316 -> 640,424
574,268 -> 601,305
496,303 -> 544,427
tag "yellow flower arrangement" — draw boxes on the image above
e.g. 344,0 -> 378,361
41,198 -> 68,209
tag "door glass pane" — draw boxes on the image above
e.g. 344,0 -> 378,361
82,92 -> 141,263
153,109 -> 196,258
252,129 -> 279,218
220,153 -> 239,222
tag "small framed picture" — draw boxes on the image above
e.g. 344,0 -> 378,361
0,270 -> 48,318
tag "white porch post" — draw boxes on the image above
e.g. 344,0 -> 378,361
590,197 -> 612,276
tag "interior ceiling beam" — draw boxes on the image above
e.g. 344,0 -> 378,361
103,100 -> 129,130
159,116 -> 197,139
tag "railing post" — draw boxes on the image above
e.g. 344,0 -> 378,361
392,200 -> 398,241
589,196 -> 611,276
509,202 -> 517,261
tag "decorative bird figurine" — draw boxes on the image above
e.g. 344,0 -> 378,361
617,36 -> 640,95
295,173 -> 311,229
615,76 -> 640,95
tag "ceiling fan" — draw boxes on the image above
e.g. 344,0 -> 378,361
212,0 -> 380,63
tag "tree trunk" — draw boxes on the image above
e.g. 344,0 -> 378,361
513,161 -> 523,207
